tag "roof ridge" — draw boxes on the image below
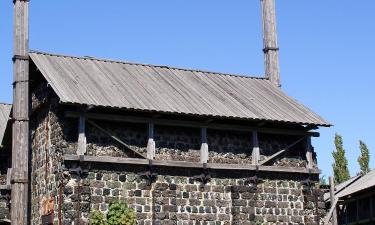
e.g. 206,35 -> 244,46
29,50 -> 267,80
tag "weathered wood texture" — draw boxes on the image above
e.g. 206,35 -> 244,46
146,122 -> 155,159
251,130 -> 260,165
329,176 -> 338,225
29,51 -> 331,127
63,155 -> 320,174
305,136 -> 313,169
200,127 -> 208,163
261,0 -> 280,87
65,112 -> 320,137
11,0 -> 29,224
77,115 -> 86,155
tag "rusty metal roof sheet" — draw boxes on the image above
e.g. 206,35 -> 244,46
29,51 -> 330,126
0,103 -> 11,146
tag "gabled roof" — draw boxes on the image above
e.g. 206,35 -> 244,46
336,169 -> 375,198
29,51 -> 330,126
0,103 -> 11,146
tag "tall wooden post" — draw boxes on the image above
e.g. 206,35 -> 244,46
251,130 -> 260,165
306,136 -> 314,169
200,127 -> 208,163
329,176 -> 338,225
11,0 -> 30,224
147,122 -> 155,159
261,0 -> 281,87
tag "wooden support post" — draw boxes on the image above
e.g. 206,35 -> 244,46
147,122 -> 155,159
200,127 -> 208,163
261,0 -> 281,87
11,0 -> 29,224
329,176 -> 338,225
252,130 -> 260,165
306,136 -> 313,169
77,115 -> 86,155
6,168 -> 12,187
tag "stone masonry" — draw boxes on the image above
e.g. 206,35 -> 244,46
29,84 -> 324,225
61,165 -> 325,225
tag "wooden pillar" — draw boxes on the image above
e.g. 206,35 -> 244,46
306,136 -> 314,169
147,122 -> 155,159
329,176 -> 338,225
11,0 -> 29,224
252,130 -> 260,165
261,0 -> 281,87
200,127 -> 208,163
77,115 -> 86,155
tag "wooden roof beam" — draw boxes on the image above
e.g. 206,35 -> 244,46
66,111 -> 320,137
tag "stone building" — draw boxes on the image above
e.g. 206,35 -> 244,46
0,103 -> 12,224
9,50 -> 329,225
7,0 -> 332,224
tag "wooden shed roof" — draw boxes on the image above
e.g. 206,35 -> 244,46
336,169 -> 375,198
29,51 -> 330,127
0,103 -> 11,146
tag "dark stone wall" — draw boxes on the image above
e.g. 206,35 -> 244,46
0,157 -> 10,223
30,89 -> 66,225
61,164 -> 325,225
154,126 -> 201,162
0,143 -> 11,222
208,129 -> 253,164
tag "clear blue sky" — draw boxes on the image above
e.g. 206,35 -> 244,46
1,1 -> 374,177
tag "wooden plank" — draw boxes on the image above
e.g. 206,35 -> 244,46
11,1 -> 29,224
146,122 -> 155,159
65,111 -> 320,136
6,168 -> 12,186
251,130 -> 260,165
200,127 -> 208,163
259,136 -> 306,165
306,136 -> 313,169
77,115 -> 86,155
63,154 -> 320,174
0,185 -> 11,190
261,0 -> 280,87
323,197 -> 339,225
329,176 -> 338,225
87,120 -> 146,159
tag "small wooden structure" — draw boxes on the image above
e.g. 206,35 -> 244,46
325,170 -> 375,225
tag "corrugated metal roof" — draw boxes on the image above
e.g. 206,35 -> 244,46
0,103 -> 11,146
29,51 -> 330,126
336,169 -> 375,198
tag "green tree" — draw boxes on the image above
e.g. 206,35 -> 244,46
332,133 -> 350,184
319,175 -> 327,186
358,140 -> 370,175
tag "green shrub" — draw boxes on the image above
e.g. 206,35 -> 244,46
89,210 -> 106,225
107,202 -> 136,225
89,202 -> 136,225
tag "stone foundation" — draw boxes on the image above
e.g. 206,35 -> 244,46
61,164 -> 324,225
